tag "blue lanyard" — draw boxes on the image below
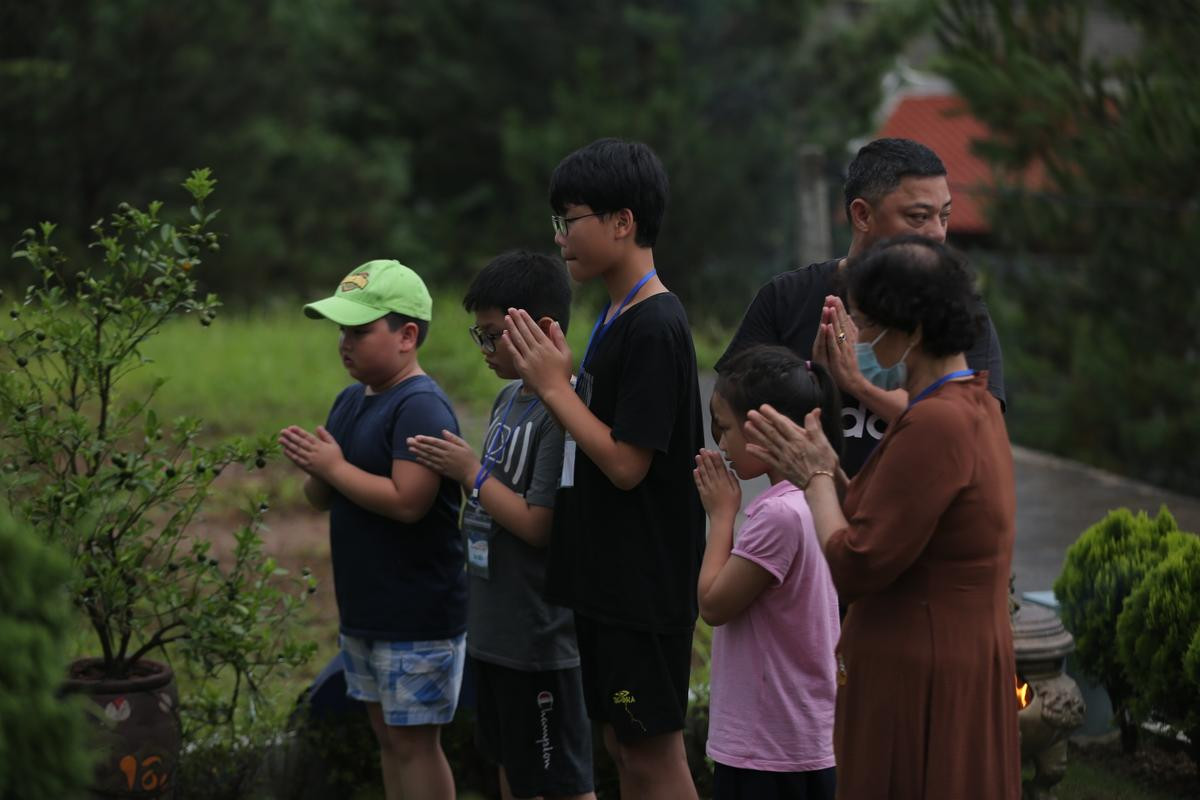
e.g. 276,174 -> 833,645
580,269 -> 656,371
473,383 -> 541,498
909,369 -> 975,407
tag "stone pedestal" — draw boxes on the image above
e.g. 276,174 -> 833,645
1013,603 -> 1087,800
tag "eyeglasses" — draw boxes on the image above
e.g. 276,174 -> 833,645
468,325 -> 502,354
551,211 -> 606,237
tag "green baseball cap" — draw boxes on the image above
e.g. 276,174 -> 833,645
303,260 -> 433,325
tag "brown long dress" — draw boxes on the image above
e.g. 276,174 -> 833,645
824,374 -> 1020,800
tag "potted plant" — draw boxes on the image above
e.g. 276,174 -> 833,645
0,170 -> 315,798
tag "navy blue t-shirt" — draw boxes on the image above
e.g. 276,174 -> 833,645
323,374 -> 466,640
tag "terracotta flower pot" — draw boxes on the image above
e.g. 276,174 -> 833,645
64,658 -> 181,798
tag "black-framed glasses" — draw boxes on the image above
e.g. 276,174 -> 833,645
468,324 -> 502,354
551,211 -> 607,237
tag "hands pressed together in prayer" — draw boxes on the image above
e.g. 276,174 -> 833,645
693,449 -> 742,524
743,406 -> 841,492
501,308 -> 573,399
407,430 -> 482,486
279,425 -> 345,479
811,295 -> 862,395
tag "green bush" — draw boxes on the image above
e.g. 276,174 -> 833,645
0,172 -> 316,759
1053,507 -> 1180,751
1115,533 -> 1200,768
0,508 -> 92,800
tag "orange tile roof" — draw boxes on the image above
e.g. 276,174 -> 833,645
875,94 -> 1016,236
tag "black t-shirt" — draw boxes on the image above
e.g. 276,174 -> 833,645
716,260 -> 1006,477
546,293 -> 706,634
324,375 -> 467,640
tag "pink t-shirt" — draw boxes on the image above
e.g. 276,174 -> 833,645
706,479 -> 840,772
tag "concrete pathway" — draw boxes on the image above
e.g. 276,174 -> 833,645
697,372 -> 1200,596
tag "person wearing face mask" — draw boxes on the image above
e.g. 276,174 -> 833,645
742,235 -> 1021,800
717,138 -> 1005,477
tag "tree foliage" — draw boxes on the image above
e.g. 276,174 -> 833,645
935,0 -> 1200,494
1,1 -> 919,319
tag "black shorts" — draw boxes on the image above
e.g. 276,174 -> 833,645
472,657 -> 594,798
573,613 -> 693,742
713,763 -> 836,800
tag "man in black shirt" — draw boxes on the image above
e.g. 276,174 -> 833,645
718,138 -> 1005,476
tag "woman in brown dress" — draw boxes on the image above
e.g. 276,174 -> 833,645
745,235 -> 1020,800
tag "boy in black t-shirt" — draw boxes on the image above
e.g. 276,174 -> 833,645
504,139 -> 705,798
407,251 -> 595,800
280,260 -> 465,800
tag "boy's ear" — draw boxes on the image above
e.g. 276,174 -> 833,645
536,316 -> 556,336
612,208 -> 636,241
396,321 -> 420,352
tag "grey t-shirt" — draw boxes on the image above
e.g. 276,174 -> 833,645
466,381 -> 579,671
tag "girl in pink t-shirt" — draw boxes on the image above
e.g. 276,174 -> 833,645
695,345 -> 843,800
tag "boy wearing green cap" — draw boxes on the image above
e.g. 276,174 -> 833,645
280,259 -> 466,800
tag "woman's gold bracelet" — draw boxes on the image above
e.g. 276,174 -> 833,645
801,469 -> 835,490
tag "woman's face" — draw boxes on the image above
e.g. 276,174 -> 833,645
849,300 -> 913,370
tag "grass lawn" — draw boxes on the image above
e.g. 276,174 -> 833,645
123,290 -> 731,448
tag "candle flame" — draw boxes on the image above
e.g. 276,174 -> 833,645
1015,676 -> 1031,709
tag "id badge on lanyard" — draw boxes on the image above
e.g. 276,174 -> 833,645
460,493 -> 493,579
560,370 -> 594,488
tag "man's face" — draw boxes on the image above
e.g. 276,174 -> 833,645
859,175 -> 952,247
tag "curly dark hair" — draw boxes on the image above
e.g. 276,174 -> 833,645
715,345 -> 843,457
845,235 -> 985,358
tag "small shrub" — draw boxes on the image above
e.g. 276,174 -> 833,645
1053,507 -> 1180,751
0,171 -> 317,771
1115,533 -> 1200,769
0,507 -> 92,800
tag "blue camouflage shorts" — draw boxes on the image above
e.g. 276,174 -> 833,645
339,633 -> 466,726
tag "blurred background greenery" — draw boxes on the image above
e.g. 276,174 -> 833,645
2,0 -> 1197,493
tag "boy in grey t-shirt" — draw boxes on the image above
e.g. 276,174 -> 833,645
408,251 -> 594,800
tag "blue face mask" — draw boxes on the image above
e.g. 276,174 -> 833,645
855,328 -> 913,390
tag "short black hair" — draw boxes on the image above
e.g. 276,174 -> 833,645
843,138 -> 947,216
462,250 -> 572,332
845,235 -> 985,358
384,312 -> 428,347
715,345 -> 843,457
549,138 -> 669,248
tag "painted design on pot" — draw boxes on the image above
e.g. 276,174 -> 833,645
105,696 -> 131,722
157,692 -> 173,714
119,754 -> 170,792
